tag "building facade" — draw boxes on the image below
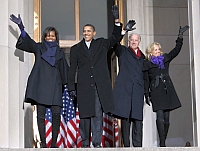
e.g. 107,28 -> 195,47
0,0 -> 199,148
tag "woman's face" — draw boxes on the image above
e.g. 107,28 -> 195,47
151,44 -> 161,57
45,31 -> 56,42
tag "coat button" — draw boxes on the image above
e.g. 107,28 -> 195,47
91,75 -> 93,78
91,66 -> 94,69
91,84 -> 94,86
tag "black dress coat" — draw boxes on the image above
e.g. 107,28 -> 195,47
143,37 -> 183,112
16,34 -> 69,107
112,44 -> 145,121
68,24 -> 122,118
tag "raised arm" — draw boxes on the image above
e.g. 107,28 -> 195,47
166,25 -> 189,61
10,14 -> 37,53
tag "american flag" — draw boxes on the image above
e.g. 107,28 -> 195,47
45,85 -> 119,148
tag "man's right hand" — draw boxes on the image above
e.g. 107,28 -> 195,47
111,5 -> 119,20
69,90 -> 76,100
123,20 -> 136,31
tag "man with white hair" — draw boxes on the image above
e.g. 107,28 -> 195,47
112,33 -> 145,147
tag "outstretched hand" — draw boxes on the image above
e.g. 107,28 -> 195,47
10,14 -> 22,25
10,14 -> 24,30
111,5 -> 119,20
123,20 -> 136,32
178,25 -> 189,38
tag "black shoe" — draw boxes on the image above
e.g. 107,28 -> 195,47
50,145 -> 58,148
94,144 -> 102,148
40,142 -> 47,148
82,145 -> 89,148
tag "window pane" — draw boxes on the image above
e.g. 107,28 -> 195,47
80,0 -> 108,39
41,0 -> 75,40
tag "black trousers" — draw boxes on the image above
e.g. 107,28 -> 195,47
79,86 -> 103,147
37,104 -> 61,148
121,118 -> 143,147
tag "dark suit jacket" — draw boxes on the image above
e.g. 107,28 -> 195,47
68,24 -> 122,118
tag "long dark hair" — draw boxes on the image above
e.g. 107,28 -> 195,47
41,27 -> 59,45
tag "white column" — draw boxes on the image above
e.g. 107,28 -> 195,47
0,0 -> 34,148
188,0 -> 200,147
0,0 -> 9,147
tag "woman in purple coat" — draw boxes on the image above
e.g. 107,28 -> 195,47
10,14 -> 69,148
143,25 -> 189,147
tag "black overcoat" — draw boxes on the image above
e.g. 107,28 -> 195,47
112,44 -> 145,120
68,25 -> 122,118
16,34 -> 68,107
143,37 -> 183,112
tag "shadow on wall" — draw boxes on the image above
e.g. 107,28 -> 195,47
9,25 -> 25,62
24,103 -> 34,148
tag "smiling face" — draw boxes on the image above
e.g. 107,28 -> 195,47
151,44 -> 161,57
45,31 -> 56,42
128,34 -> 140,50
83,26 -> 96,42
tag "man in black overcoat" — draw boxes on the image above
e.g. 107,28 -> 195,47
112,33 -> 145,147
67,5 -> 124,148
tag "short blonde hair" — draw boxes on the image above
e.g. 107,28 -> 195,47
145,42 -> 163,60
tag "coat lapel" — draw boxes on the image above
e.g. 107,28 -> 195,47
90,39 -> 102,58
40,44 -> 46,54
77,40 -> 91,57
128,47 -> 138,59
55,48 -> 63,61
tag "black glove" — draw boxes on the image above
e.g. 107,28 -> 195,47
10,14 -> 24,31
145,96 -> 151,106
178,25 -> 189,39
111,5 -> 119,20
123,20 -> 136,31
69,90 -> 76,100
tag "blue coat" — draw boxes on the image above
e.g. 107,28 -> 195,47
16,34 -> 69,107
112,44 -> 145,120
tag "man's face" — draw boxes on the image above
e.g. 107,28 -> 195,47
128,34 -> 140,50
83,26 -> 96,42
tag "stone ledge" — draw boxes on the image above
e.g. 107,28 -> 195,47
0,147 -> 199,151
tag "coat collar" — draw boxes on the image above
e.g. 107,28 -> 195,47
77,39 -> 100,58
127,47 -> 145,60
77,40 -> 90,57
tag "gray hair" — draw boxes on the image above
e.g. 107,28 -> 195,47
128,33 -> 141,42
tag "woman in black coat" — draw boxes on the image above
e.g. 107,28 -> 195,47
143,25 -> 189,147
10,14 -> 68,148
